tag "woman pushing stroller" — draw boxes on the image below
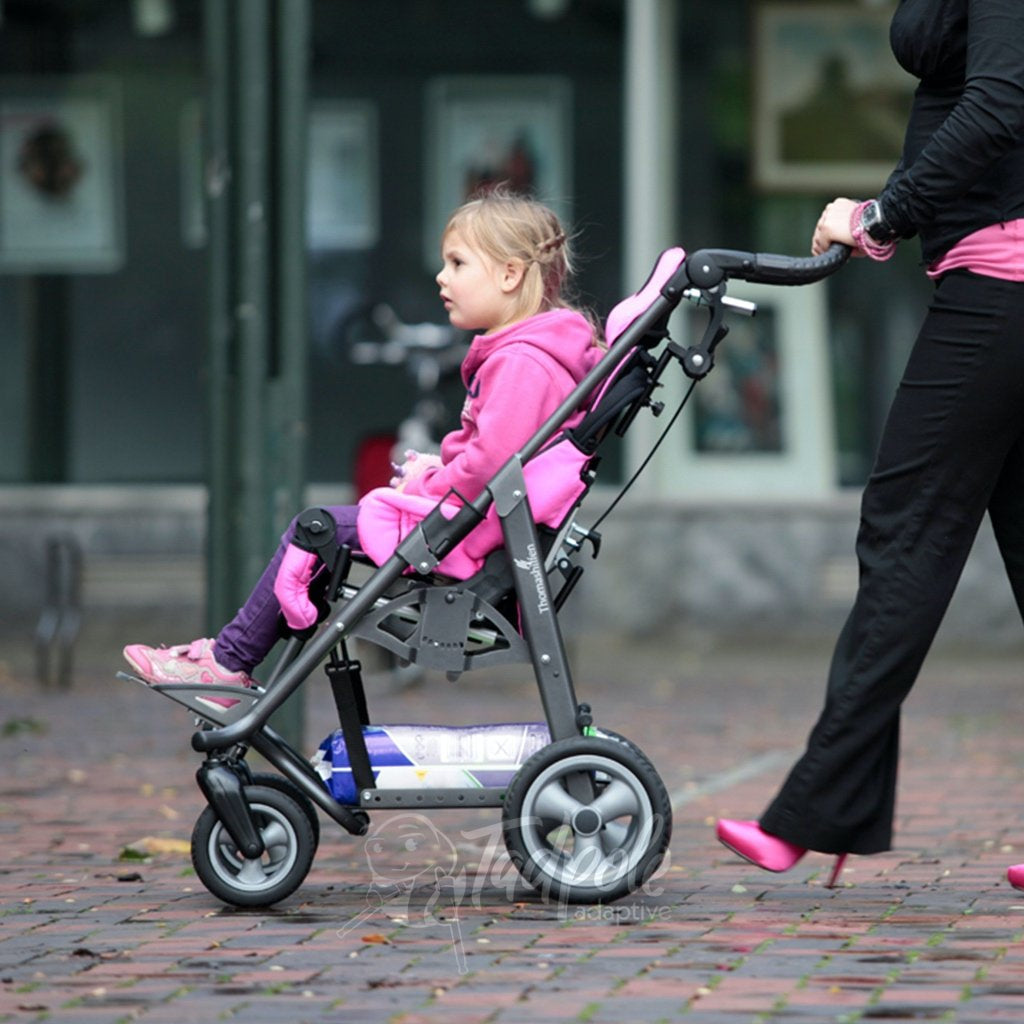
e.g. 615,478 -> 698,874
717,0 -> 1024,889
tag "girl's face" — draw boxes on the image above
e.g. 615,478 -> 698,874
436,228 -> 523,333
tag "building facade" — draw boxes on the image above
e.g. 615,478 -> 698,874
11,1 -> 1001,651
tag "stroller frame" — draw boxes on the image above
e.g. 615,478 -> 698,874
122,242 -> 848,908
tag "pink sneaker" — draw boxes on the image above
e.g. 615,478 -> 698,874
123,638 -> 254,708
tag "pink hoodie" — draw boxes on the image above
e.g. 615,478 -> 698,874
357,307 -> 601,576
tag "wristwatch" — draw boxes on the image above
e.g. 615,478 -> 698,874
860,199 -> 896,244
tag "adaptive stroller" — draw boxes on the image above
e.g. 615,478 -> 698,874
120,241 -> 848,908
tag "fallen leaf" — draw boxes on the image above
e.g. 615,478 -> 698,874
122,836 -> 191,858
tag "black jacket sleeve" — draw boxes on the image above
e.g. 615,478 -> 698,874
881,0 -> 1024,240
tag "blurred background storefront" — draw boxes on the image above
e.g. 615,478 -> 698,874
2,0 -> 1013,662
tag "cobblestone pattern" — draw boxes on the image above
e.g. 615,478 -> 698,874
3,631 -> 1024,1022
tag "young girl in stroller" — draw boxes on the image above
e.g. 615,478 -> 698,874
123,188 -> 604,693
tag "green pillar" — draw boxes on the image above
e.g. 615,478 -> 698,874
203,0 -> 310,748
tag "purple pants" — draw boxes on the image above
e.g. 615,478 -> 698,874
215,504 -> 361,674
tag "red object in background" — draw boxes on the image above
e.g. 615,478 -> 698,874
353,433 -> 397,498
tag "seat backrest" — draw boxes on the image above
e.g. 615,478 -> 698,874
560,246 -> 688,453
604,247 -> 687,350
469,246 -> 688,547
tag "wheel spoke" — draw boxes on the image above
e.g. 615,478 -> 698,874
235,857 -> 270,885
600,820 -> 630,853
530,781 -> 582,825
565,833 -> 605,882
592,779 -> 641,822
260,820 -> 290,858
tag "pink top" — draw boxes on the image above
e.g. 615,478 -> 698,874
927,218 -> 1024,281
356,307 -> 602,578
399,308 -> 601,503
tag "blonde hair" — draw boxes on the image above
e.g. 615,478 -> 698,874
442,186 -> 580,326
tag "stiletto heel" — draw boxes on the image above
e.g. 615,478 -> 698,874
826,853 -> 849,888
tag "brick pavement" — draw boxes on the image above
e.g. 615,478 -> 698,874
3,623 -> 1024,1023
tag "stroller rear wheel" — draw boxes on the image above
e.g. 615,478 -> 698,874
191,784 -> 316,907
502,735 -> 672,904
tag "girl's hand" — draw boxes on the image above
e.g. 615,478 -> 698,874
812,198 -> 860,256
390,449 -> 443,491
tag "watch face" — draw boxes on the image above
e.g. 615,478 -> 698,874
863,201 -> 889,242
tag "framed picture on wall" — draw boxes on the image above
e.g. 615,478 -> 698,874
424,76 -> 572,268
179,98 -> 379,251
660,279 -> 836,499
753,2 -> 913,193
308,100 -> 378,250
0,76 -> 124,272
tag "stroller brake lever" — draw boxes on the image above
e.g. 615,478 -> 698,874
565,522 -> 602,559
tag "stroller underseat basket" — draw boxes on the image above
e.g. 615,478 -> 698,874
313,722 -> 553,804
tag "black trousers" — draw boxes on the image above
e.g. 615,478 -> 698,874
760,270 -> 1024,855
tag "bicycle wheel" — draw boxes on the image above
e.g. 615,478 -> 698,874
191,784 -> 315,908
502,735 -> 671,904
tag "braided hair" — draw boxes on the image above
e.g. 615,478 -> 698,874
442,185 -> 581,326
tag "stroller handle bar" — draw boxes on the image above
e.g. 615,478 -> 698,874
684,242 -> 850,289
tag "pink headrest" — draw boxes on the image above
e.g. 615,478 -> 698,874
604,247 -> 687,345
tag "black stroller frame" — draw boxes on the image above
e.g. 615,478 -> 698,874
122,242 -> 848,908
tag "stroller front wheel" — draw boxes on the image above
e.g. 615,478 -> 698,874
244,771 -> 321,850
501,735 -> 672,905
191,784 -> 316,908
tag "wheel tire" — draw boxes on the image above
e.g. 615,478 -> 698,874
590,727 -> 644,756
191,784 -> 316,908
247,772 -> 321,850
502,735 -> 672,905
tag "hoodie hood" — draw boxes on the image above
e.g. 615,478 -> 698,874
461,308 -> 601,388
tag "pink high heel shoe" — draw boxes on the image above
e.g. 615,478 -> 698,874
717,819 -> 848,888
1007,864 -> 1024,890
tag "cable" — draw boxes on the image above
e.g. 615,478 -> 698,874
589,377 -> 698,533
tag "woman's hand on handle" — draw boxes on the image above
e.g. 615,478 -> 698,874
812,198 -> 860,257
